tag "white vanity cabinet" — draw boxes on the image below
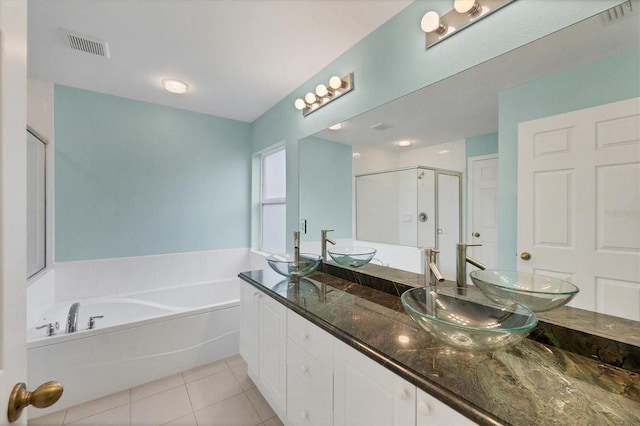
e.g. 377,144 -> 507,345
239,281 -> 287,418
286,310 -> 334,425
416,388 -> 476,425
334,339 -> 416,426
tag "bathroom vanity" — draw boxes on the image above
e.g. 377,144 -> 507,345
238,267 -> 639,426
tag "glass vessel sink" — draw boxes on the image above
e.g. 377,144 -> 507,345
470,270 -> 579,312
266,253 -> 322,278
401,286 -> 538,351
327,246 -> 376,267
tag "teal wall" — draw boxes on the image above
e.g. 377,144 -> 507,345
299,137 -> 352,242
55,85 -> 251,261
466,133 -> 498,158
249,0 -> 624,250
497,47 -> 640,269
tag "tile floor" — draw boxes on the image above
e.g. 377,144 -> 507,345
28,355 -> 283,426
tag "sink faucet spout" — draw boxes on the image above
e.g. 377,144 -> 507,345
321,229 -> 336,262
456,243 -> 486,289
424,248 -> 445,287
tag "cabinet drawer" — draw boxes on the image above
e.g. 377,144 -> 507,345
287,310 -> 333,370
287,369 -> 333,426
287,339 -> 333,408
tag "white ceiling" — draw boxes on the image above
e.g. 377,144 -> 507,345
314,2 -> 640,151
27,0 -> 412,123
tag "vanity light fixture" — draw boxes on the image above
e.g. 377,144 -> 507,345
161,78 -> 189,94
294,73 -> 354,117
422,0 -> 514,49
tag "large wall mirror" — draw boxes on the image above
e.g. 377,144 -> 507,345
299,6 -> 639,321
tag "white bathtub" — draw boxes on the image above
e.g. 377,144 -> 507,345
27,278 -> 241,416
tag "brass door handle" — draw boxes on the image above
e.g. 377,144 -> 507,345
8,381 -> 63,422
520,252 -> 531,261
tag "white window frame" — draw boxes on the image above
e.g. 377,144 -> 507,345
260,146 -> 286,253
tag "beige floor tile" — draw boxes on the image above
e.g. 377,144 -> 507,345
64,390 -> 130,424
245,388 -> 276,422
262,416 -> 284,426
28,409 -> 66,425
131,373 -> 185,402
130,386 -> 192,425
194,393 -> 262,426
68,404 -> 129,425
185,369 -> 243,411
182,359 -> 229,383
231,364 -> 256,391
161,413 -> 197,425
225,354 -> 247,369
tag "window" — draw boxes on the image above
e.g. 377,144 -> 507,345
260,147 -> 286,253
27,128 -> 47,277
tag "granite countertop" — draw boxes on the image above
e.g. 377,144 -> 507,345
239,268 -> 640,426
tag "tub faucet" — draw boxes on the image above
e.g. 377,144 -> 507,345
456,243 -> 486,289
66,302 -> 80,333
424,248 -> 445,287
321,229 -> 336,262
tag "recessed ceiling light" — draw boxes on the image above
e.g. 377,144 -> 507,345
329,122 -> 343,130
397,140 -> 411,147
161,78 -> 189,94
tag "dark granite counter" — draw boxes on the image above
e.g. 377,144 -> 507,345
239,268 -> 640,426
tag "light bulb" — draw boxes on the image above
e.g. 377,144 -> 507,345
398,140 -> 411,147
161,78 -> 189,94
454,0 -> 481,15
328,122 -> 343,130
304,92 -> 318,104
315,84 -> 329,97
421,11 -> 446,34
294,98 -> 306,110
329,76 -> 344,90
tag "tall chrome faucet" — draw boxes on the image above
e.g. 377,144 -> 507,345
66,302 -> 80,333
424,248 -> 445,287
321,229 -> 336,262
456,243 -> 486,288
293,231 -> 300,265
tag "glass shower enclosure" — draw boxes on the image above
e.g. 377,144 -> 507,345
355,166 -> 462,277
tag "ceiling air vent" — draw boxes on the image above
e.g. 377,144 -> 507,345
61,29 -> 110,58
370,122 -> 392,131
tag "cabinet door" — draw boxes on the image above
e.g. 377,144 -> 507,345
239,282 -> 259,374
334,340 -> 416,426
416,388 -> 476,425
259,294 -> 288,411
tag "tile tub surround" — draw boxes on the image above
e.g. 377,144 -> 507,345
29,355 -> 283,426
323,262 -> 640,374
239,269 -> 640,426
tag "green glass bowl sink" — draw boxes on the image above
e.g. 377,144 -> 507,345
327,246 -> 376,267
401,286 -> 538,351
470,270 -> 579,312
266,253 -> 322,278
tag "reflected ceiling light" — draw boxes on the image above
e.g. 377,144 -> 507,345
294,73 -> 354,117
398,140 -> 412,147
328,122 -> 343,130
422,0 -> 513,49
421,11 -> 446,34
398,335 -> 410,344
161,78 -> 189,94
352,152 -> 361,159
454,0 -> 481,15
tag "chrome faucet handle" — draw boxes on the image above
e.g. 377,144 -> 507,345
36,322 -> 59,337
88,315 -> 104,330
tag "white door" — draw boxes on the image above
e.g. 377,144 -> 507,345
0,0 -> 29,423
468,155 -> 498,271
518,98 -> 640,320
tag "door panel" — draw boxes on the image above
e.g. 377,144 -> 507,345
469,156 -> 498,271
518,98 -> 640,321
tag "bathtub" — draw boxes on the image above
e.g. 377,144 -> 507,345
27,278 -> 241,416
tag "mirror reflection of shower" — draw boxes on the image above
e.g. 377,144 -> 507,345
355,166 -> 462,279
